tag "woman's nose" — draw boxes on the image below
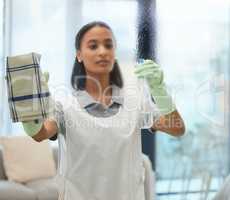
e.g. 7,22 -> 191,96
98,45 -> 107,55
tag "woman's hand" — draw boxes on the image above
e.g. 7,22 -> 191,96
134,59 -> 185,136
22,71 -> 58,141
134,59 -> 176,115
152,111 -> 185,137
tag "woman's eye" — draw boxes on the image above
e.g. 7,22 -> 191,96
89,44 -> 97,50
105,44 -> 113,49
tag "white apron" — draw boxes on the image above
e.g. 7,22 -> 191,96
57,82 -> 146,200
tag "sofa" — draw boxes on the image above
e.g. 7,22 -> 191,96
0,138 -> 155,200
0,143 -> 59,200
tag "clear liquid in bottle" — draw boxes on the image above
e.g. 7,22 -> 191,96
136,59 -> 155,129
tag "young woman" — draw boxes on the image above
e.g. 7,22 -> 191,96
23,21 -> 185,200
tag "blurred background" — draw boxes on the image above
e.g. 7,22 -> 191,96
0,0 -> 229,199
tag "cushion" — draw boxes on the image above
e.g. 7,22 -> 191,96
0,180 -> 37,200
0,145 -> 7,180
0,136 -> 56,183
26,178 -> 58,200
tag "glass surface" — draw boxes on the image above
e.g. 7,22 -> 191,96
155,0 -> 230,198
81,0 -> 138,68
2,0 -> 138,134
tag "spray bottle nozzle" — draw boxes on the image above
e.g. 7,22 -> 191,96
137,58 -> 145,64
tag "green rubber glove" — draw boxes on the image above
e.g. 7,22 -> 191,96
43,71 -> 49,83
22,71 -> 49,137
22,120 -> 44,137
134,59 -> 176,115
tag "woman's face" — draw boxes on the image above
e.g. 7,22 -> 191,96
77,26 -> 116,76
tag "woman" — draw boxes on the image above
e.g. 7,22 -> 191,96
23,21 -> 185,200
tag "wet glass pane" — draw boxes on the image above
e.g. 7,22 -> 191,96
0,0 -> 2,60
0,0 -> 8,135
155,0 -> 230,199
3,1 -> 230,199
81,0 -> 138,70
10,0 -> 66,85
0,0 -> 3,82
6,0 -> 67,135
5,0 -> 138,135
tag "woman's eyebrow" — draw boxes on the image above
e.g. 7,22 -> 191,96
87,38 -> 113,44
87,39 -> 97,44
104,38 -> 113,42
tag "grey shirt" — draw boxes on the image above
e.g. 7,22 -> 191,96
50,85 -> 124,140
50,84 -> 157,141
75,84 -> 124,118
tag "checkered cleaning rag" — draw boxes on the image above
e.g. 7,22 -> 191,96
5,52 -> 53,122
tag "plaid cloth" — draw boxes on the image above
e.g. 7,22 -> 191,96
5,52 -> 53,122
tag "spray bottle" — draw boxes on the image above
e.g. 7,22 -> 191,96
136,59 -> 155,129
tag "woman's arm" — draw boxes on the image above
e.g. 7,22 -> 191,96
134,60 -> 185,137
151,110 -> 185,137
32,120 -> 58,142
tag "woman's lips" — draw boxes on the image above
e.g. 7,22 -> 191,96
96,60 -> 109,65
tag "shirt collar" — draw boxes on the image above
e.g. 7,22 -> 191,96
73,84 -> 124,108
